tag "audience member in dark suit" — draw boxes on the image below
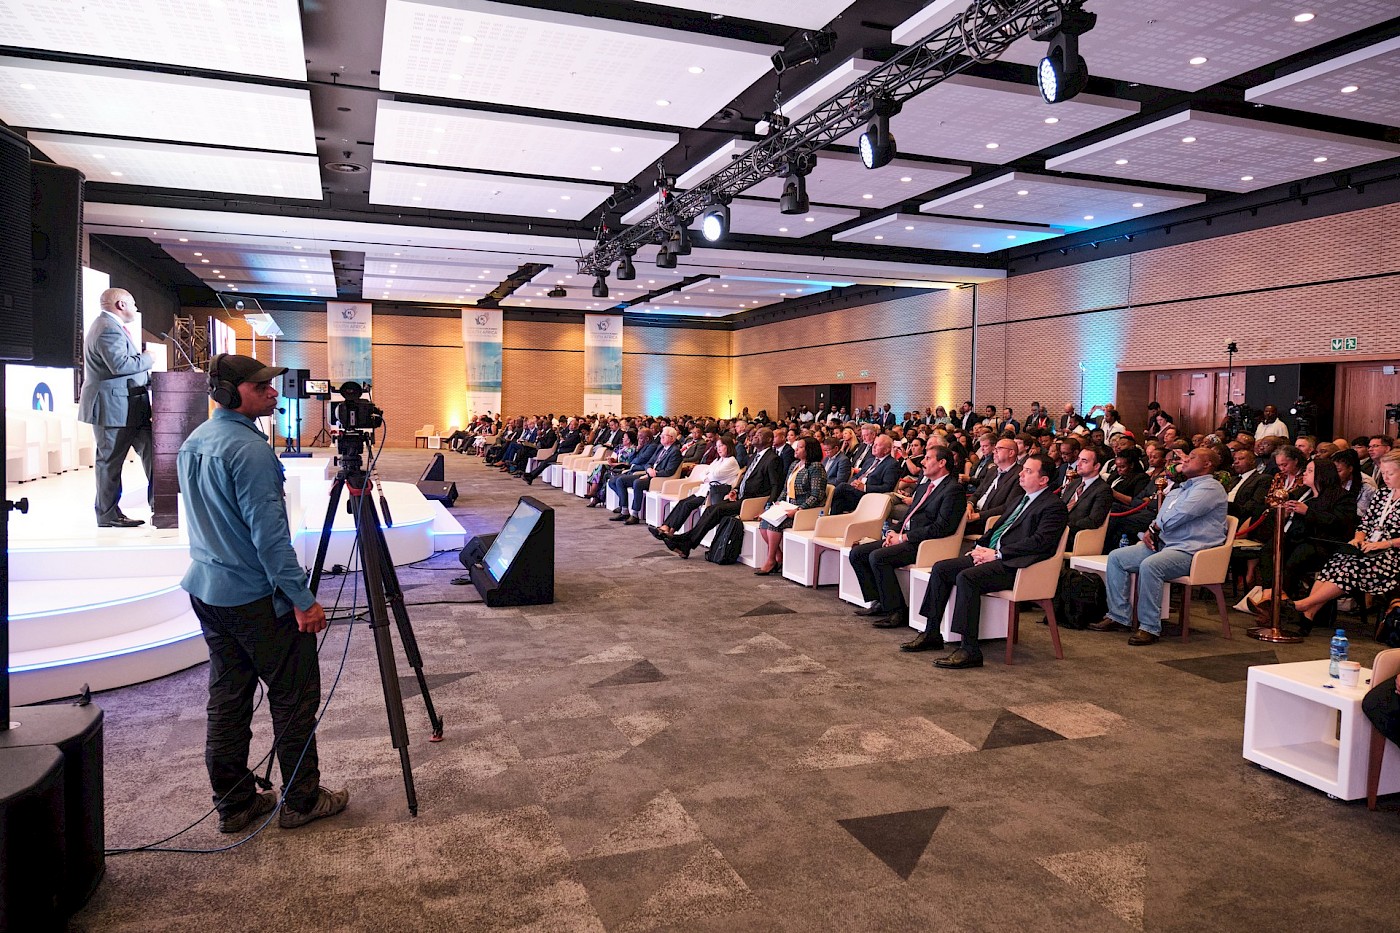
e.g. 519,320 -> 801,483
664,429 -> 785,559
508,420 -> 554,474
612,426 -> 681,525
777,428 -> 800,475
958,402 -> 979,433
1226,448 -> 1270,523
821,437 -> 852,486
79,288 -> 155,527
965,437 -> 1022,533
1059,446 -> 1113,547
903,454 -> 1069,669
850,449 -> 966,627
523,418 -> 580,484
599,431 -> 659,509
879,404 -> 896,428
829,435 -> 899,515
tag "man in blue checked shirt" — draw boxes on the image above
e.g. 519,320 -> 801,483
179,354 -> 348,834
1092,447 -> 1229,646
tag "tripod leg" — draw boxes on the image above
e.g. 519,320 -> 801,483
352,489 -> 420,816
309,475 -> 346,597
370,514 -> 445,740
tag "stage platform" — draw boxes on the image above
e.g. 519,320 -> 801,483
6,453 -> 466,705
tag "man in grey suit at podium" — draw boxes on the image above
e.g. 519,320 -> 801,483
78,287 -> 153,527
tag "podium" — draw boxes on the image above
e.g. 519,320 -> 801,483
150,371 -> 209,529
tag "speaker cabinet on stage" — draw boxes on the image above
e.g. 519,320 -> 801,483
151,371 -> 210,529
458,532 -> 497,569
0,704 -> 105,918
30,161 -> 84,369
0,746 -> 65,931
0,125 -> 32,361
468,496 -> 554,607
420,452 -> 446,481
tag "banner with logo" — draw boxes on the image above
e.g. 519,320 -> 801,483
462,307 -> 502,420
583,314 -> 622,416
327,301 -> 373,386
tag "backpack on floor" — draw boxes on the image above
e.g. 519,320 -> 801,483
1052,567 -> 1107,630
705,516 -> 745,565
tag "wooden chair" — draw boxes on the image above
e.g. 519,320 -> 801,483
1165,516 -> 1239,641
984,528 -> 1071,665
1368,647 -> 1400,811
414,424 -> 435,448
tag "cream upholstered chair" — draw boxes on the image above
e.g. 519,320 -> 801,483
1068,515 -> 1111,559
414,424 -> 435,448
914,512 -> 970,568
984,527 -> 1071,665
789,492 -> 894,587
1164,515 -> 1239,641
1368,647 -> 1400,811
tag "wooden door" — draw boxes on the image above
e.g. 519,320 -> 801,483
1336,362 -> 1400,440
1182,371 -> 1215,438
851,382 -> 878,414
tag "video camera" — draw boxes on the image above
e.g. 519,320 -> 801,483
331,381 -> 383,433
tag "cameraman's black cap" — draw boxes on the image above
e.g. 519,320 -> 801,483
217,354 -> 287,385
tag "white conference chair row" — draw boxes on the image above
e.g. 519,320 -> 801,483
6,408 -> 95,483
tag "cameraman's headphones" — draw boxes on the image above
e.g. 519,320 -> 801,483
208,354 -> 241,409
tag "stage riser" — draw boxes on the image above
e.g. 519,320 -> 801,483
10,619 -> 208,705
8,544 -> 191,579
11,582 -> 190,653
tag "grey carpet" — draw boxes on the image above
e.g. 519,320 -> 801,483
67,450 -> 1400,932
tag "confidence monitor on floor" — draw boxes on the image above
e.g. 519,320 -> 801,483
468,496 -> 554,607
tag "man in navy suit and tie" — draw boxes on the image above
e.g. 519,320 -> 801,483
850,448 -> 966,627
828,434 -> 899,515
904,453 -> 1069,669
612,425 -> 681,525
78,287 -> 154,527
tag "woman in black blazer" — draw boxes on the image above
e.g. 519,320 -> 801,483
755,437 -> 828,575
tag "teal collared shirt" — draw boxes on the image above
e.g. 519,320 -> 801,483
178,408 -> 315,614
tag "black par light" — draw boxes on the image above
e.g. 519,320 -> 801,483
616,250 -> 636,280
591,273 -> 609,298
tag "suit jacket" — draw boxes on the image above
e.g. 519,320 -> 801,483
626,442 -> 659,469
824,452 -> 852,486
976,490 -> 1070,569
1227,470 -> 1271,521
650,443 -> 682,478
880,411 -> 896,427
854,455 -> 899,494
534,427 -> 557,451
735,448 -> 785,503
848,442 -> 872,473
778,444 -> 796,474
1060,475 -> 1113,540
556,429 -> 581,454
79,312 -> 152,427
959,410 -> 978,432
901,476 -> 966,544
972,467 -> 1020,519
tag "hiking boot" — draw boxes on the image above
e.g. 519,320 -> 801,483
218,791 -> 277,834
279,786 -> 349,829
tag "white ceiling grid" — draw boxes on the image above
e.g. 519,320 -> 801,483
379,0 -> 776,128
0,0 -> 307,80
893,0 -> 1400,92
372,101 -> 677,180
164,246 -> 334,273
833,213 -> 1064,251
0,58 -> 315,152
626,0 -> 858,30
725,198 -> 862,237
746,150 -> 970,208
368,162 -> 614,219
920,172 -> 1206,231
1245,35 -> 1400,127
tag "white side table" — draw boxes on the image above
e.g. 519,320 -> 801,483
1243,659 -> 1400,800
1070,553 -> 1170,622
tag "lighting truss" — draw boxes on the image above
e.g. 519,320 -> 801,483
578,0 -> 1085,276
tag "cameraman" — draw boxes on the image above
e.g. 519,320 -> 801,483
179,355 -> 348,833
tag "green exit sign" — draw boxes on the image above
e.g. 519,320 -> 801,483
1331,337 -> 1358,351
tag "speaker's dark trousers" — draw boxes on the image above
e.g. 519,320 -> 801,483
918,556 -> 1017,645
192,594 -> 323,817
92,396 -> 153,522
850,538 -> 919,615
671,498 -> 741,549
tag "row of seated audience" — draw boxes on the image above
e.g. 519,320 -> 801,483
471,405 -> 1400,667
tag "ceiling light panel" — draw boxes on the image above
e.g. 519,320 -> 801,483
0,0 -> 306,80
162,246 -> 333,273
373,100 -> 676,181
637,291 -> 776,312
746,150 -> 969,208
629,299 -> 747,317
211,280 -> 327,298
196,267 -> 337,287
921,172 -> 1205,231
893,0 -> 1398,92
365,259 -> 522,281
679,278 -> 841,299
526,267 -> 686,290
832,213 -> 1064,251
1245,35 -> 1400,128
365,274 -> 490,293
727,198 -> 861,237
677,139 -> 757,188
499,294 -> 627,311
1046,110 -> 1400,194
627,0 -> 857,30
0,59 -> 315,153
28,132 -> 323,198
380,0 -> 775,129
772,62 -> 1138,162
683,245 -> 1002,285
369,163 -> 612,219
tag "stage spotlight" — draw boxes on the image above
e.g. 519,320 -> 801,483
858,97 -> 900,170
771,29 -> 837,75
616,250 -> 636,281
591,273 -> 609,298
547,286 -> 567,298
1033,3 -> 1096,103
668,224 -> 692,257
656,245 -> 678,269
700,201 -> 730,242
779,151 -> 815,215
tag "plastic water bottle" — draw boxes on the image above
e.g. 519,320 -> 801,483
1118,534 -> 1131,550
1329,629 -> 1349,679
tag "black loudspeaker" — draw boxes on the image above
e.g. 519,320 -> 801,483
0,704 -> 105,917
282,368 -> 309,400
468,496 -> 555,607
0,746 -> 66,931
420,452 -> 445,481
30,162 -> 84,369
416,481 -> 458,505
458,532 -> 497,569
0,126 -> 32,361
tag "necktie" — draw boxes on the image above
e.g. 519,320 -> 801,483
1066,481 -> 1084,511
988,495 -> 1030,550
738,451 -> 761,497
902,480 -> 937,531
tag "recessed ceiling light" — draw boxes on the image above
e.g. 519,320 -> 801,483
547,207 -> 557,213
1007,234 -> 1017,239
778,227 -> 788,232
1114,158 -> 1128,165
560,195 -> 571,200
985,142 -> 999,149
179,237 -> 189,242
1189,56 -> 1208,65
972,203 -> 984,209
1340,85 -> 1359,94
193,251 -> 202,256
1016,190 -> 1028,196
1083,215 -> 1094,220
110,170 -> 123,176
1044,117 -> 1059,124
904,225 -> 914,230
92,153 -> 105,160
1181,136 -> 1196,143
720,283 -> 729,288
874,235 -> 884,240
861,193 -> 873,199
1313,156 -> 1328,163
971,243 -> 981,248
590,165 -> 603,171
391,251 -> 398,255
687,66 -> 704,74
1240,175 -> 1254,181
1131,202 -> 1144,208
656,99 -> 670,107
19,83 -> 35,90
1293,12 -> 1315,23
804,216 -> 815,222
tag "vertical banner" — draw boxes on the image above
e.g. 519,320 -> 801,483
583,314 -> 622,415
462,307 -> 502,420
327,301 -> 373,386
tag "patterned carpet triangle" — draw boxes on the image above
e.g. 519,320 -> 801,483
1037,842 -> 1148,930
397,670 -> 475,698
615,841 -> 760,933
584,790 -> 706,859
837,807 -> 947,880
741,601 -> 797,617
981,710 -> 1068,750
592,660 -> 666,687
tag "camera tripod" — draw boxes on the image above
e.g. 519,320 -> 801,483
308,431 -> 444,815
